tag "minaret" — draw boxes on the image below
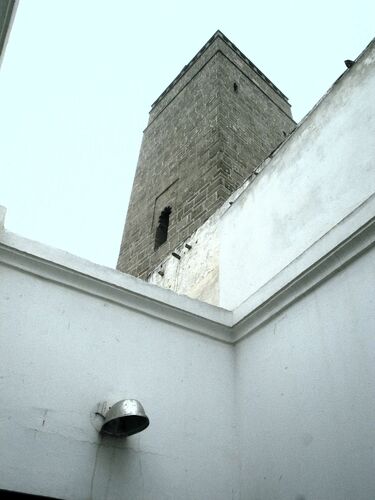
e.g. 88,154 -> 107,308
117,31 -> 295,278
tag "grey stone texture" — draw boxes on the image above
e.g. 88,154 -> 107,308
117,31 -> 296,278
0,0 -> 17,66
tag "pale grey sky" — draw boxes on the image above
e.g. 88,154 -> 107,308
0,0 -> 374,267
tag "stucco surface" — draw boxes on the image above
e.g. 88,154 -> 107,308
220,40 -> 375,308
0,260 -> 237,500
235,245 -> 375,500
1,205 -> 375,498
149,209 -> 221,305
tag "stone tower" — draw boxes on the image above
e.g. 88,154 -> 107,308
117,31 -> 295,278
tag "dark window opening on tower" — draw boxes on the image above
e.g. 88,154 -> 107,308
154,206 -> 172,250
233,82 -> 238,92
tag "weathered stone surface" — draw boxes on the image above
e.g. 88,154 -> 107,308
0,0 -> 17,68
117,31 -> 295,278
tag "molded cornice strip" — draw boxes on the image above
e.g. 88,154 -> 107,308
1,194 -> 374,345
0,237 -> 233,343
232,195 -> 375,342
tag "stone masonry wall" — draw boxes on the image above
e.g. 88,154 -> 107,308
218,53 -> 296,193
117,32 -> 295,278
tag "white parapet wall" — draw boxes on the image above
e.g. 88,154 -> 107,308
148,179 -> 251,306
0,229 -> 236,500
235,243 -> 375,500
219,36 -> 375,309
149,38 -> 375,310
1,197 -> 375,499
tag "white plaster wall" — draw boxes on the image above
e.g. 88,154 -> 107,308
220,41 -> 375,309
235,244 -> 375,500
148,181 -> 250,306
149,212 -> 221,306
1,215 -> 375,499
148,41 -> 375,311
0,261 -> 237,499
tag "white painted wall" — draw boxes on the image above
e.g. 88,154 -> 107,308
235,244 -> 375,500
1,212 -> 375,498
0,243 -> 237,500
149,39 -> 375,311
219,39 -> 375,309
149,207 -> 221,306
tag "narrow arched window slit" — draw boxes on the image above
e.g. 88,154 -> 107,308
154,206 -> 172,250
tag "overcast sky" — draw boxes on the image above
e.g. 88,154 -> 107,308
0,0 -> 374,268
